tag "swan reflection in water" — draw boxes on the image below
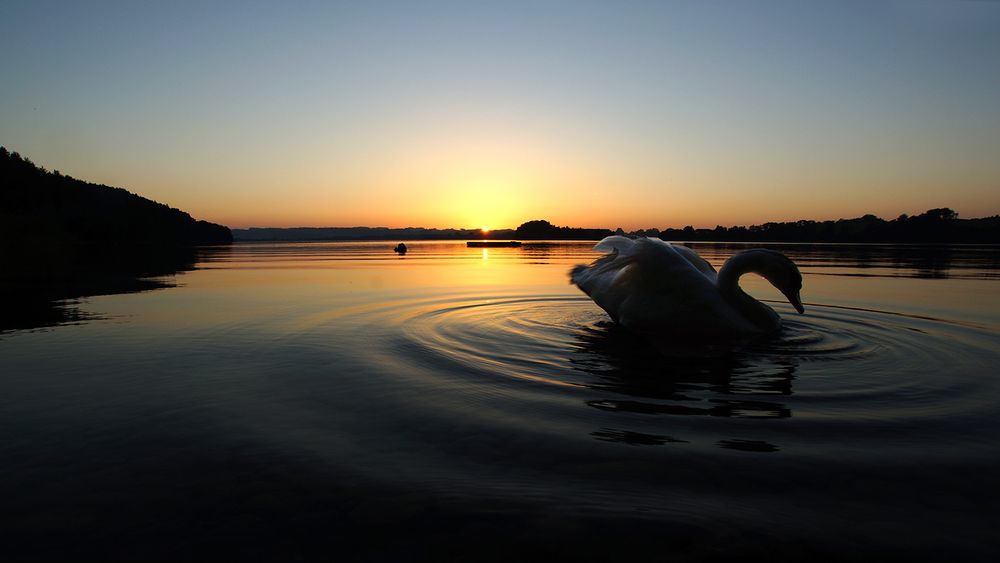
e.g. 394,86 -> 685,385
569,318 -> 798,450
571,321 -> 797,413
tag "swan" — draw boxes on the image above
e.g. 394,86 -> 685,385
570,236 -> 804,336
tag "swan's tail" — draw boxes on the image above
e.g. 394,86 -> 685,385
571,240 -> 646,324
570,236 -> 637,284
569,259 -> 601,288
570,248 -> 632,287
570,236 -> 641,285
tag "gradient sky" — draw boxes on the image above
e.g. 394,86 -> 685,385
2,1 -> 999,229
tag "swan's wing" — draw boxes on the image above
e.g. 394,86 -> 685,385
572,237 -> 710,293
593,235 -> 637,255
630,238 -> 717,282
670,244 -> 717,278
642,238 -> 716,279
589,236 -> 714,278
571,237 -> 719,328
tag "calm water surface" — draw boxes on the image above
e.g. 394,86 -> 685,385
2,241 -> 999,561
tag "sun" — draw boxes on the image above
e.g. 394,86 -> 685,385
481,227 -> 490,234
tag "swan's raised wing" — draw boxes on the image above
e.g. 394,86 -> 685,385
670,243 -> 717,279
593,235 -> 637,255
641,238 -> 716,280
573,237 -> 713,288
571,237 -> 720,328
592,237 -> 715,278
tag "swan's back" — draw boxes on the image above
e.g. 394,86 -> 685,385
571,237 -> 732,332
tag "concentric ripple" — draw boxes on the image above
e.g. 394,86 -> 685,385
319,293 -> 1000,459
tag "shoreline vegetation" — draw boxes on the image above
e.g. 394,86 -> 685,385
237,212 -> 1000,244
1,147 -> 231,246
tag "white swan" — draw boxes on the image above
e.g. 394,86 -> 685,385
570,236 -> 804,336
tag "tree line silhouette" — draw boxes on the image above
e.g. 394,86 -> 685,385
233,212 -> 1000,243
511,213 -> 999,243
1,146 -> 231,245
643,209 -> 999,243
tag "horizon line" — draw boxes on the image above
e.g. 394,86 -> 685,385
229,208 -> 998,232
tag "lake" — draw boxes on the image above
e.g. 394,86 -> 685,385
2,241 -> 999,561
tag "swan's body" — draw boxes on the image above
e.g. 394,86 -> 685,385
570,237 -> 804,336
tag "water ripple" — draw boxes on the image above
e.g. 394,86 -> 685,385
318,293 -> 1000,458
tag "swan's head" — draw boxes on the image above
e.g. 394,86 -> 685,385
747,249 -> 805,314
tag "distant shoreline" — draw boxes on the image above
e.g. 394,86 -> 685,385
233,211 -> 1000,244
231,238 -> 1000,246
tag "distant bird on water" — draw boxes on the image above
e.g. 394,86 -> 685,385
394,243 -> 407,254
570,236 -> 804,336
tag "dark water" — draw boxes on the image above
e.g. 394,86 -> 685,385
2,241 -> 999,561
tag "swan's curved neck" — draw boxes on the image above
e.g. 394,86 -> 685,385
717,252 -> 780,330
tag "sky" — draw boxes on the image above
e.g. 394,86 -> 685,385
2,1 -> 999,230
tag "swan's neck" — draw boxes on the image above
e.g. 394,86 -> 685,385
717,252 -> 780,331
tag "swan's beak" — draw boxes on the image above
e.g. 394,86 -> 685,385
785,290 -> 805,314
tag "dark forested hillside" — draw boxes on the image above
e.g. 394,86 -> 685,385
0,147 -> 231,245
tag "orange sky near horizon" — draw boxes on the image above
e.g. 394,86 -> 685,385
57,159 -> 999,231
74,129 -> 996,231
